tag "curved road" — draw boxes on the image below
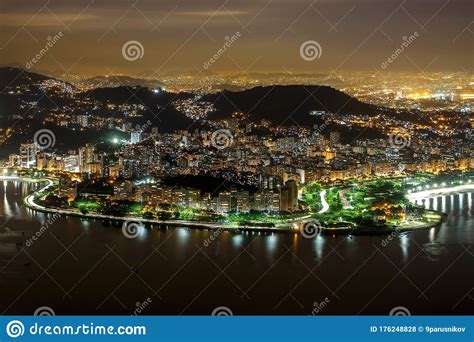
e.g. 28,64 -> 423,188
318,189 -> 329,214
14,177 -> 312,232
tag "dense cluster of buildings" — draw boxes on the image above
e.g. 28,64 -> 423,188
109,179 -> 298,214
6,119 -> 473,215
2,69 -> 472,216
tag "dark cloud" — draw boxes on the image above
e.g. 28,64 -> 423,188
0,0 -> 472,75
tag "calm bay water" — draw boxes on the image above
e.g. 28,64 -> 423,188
0,180 -> 472,315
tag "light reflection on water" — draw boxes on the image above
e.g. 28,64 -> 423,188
313,235 -> 325,261
265,234 -> 278,254
0,181 -> 472,314
1,181 -> 471,255
399,233 -> 409,261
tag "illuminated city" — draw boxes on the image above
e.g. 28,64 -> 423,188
0,1 -> 472,337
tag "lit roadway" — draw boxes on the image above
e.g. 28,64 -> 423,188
318,189 -> 329,214
339,189 -> 352,209
16,177 -> 312,231
8,176 -> 472,231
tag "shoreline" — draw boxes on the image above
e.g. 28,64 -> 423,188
408,184 -> 474,200
1,176 -> 452,236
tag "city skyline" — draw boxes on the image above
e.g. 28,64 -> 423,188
0,0 -> 472,321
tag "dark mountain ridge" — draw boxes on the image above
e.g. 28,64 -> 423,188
203,85 -> 380,126
1,66 -> 383,135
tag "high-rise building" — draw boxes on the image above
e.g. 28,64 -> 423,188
230,186 -> 238,211
188,189 -> 201,209
122,159 -> 141,178
286,180 -> 298,211
64,155 -> 80,172
130,131 -> 142,144
270,191 -> 281,213
253,190 -> 280,213
330,131 -> 341,145
36,152 -> 47,170
20,143 -> 37,168
77,115 -> 89,127
79,144 -> 95,173
8,154 -> 20,167
218,192 -> 232,213
236,191 -> 250,213
280,187 -> 290,212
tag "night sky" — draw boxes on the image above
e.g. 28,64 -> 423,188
0,0 -> 472,75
